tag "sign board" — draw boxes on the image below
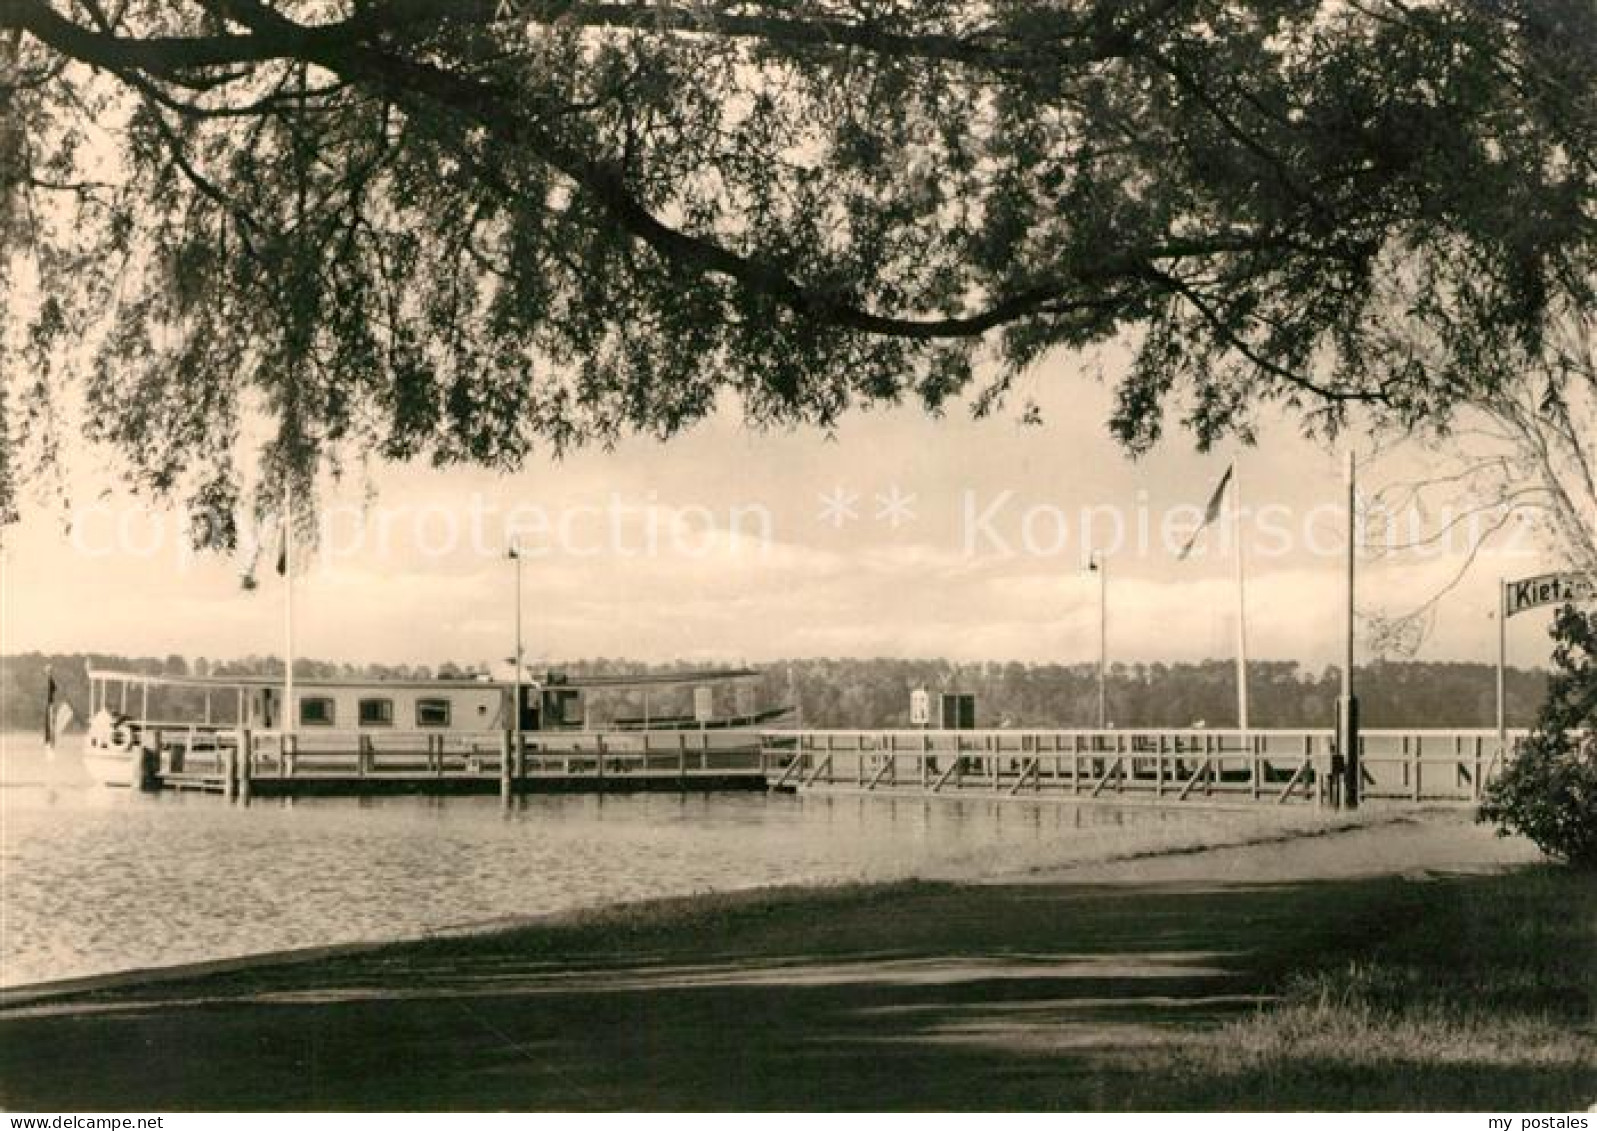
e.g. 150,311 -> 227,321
940,693 -> 976,731
693,686 -> 715,724
1503,572 -> 1596,618
910,687 -> 930,727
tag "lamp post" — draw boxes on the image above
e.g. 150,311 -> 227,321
508,538 -> 524,764
1088,553 -> 1108,729
283,477 -> 295,742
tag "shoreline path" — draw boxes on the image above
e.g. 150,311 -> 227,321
0,811 -> 1583,1110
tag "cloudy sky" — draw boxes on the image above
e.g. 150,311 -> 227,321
0,346 -> 1561,672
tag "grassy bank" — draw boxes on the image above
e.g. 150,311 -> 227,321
0,830 -> 1591,1110
1150,867 -> 1596,1109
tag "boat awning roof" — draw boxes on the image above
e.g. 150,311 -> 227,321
87,669 -> 501,691
548,669 -> 761,689
86,666 -> 761,692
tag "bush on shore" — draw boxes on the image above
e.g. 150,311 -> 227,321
1479,604 -> 1597,869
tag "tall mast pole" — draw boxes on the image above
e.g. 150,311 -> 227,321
284,475 -> 295,738
511,539 -> 523,759
1096,553 -> 1108,729
1233,460 -> 1250,732
1340,449 -> 1360,809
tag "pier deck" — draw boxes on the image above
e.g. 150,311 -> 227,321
128,724 -> 1524,807
133,726 -> 769,798
760,727 -> 1524,806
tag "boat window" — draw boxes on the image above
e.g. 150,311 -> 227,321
416,698 -> 451,728
299,697 -> 335,727
358,698 -> 395,727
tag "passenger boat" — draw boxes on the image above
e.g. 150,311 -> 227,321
81,664 -> 788,788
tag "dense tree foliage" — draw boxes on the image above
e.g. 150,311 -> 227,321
2,1 -> 1593,532
1479,605 -> 1597,868
1,649 -> 1550,731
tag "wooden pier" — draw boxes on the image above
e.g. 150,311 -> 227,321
134,725 -> 768,800
757,727 -> 1525,807
130,723 -> 1524,807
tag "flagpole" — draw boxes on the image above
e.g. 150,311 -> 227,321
1233,460 -> 1250,732
1340,449 -> 1361,810
284,477 -> 295,739
1088,553 -> 1108,728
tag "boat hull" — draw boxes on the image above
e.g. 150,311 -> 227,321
80,745 -> 136,788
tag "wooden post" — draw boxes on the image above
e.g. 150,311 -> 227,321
133,732 -> 156,792
238,729 -> 253,805
1412,734 -> 1422,802
237,728 -> 250,794
221,741 -> 236,801
500,729 -> 513,806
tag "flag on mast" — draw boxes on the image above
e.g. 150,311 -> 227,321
1176,461 -> 1250,730
1177,464 -> 1235,560
43,665 -> 57,749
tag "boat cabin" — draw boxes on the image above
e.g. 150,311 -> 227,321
85,666 -> 781,736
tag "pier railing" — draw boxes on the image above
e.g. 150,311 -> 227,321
131,722 -> 1528,806
140,724 -> 767,798
754,727 -> 1529,805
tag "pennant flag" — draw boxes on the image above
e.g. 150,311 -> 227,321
43,667 -> 57,747
1178,464 -> 1234,560
275,519 -> 288,576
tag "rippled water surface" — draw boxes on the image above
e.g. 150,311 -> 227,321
2,733 -> 1298,986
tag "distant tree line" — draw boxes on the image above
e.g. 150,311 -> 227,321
0,652 -> 1548,734
752,659 -> 1547,731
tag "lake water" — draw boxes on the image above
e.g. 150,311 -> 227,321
1,732 -> 1309,988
